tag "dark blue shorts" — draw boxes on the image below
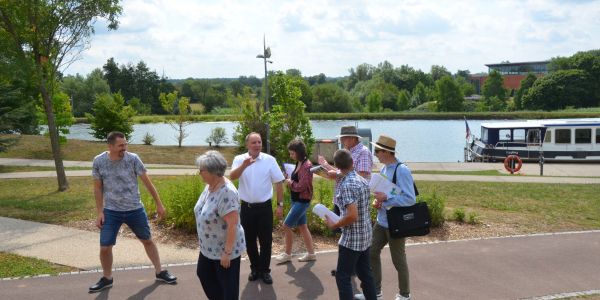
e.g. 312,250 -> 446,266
100,207 -> 151,246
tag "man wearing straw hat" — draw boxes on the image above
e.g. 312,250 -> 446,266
354,134 -> 415,300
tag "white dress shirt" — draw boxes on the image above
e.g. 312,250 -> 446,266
231,152 -> 285,203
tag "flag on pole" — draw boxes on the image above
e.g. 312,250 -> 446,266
464,116 -> 471,140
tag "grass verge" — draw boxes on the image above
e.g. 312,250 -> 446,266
0,134 -> 238,165
0,252 -> 75,278
1,176 -> 599,234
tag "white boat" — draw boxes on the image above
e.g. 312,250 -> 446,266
466,118 -> 600,162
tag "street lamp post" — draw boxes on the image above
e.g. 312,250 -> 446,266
256,36 -> 272,154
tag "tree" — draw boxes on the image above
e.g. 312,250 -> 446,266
266,72 -> 314,163
482,70 -> 507,101
37,91 -> 75,143
521,69 -> 595,110
160,91 -> 191,147
514,73 -> 537,110
430,65 -> 451,81
87,93 -> 135,140
0,0 -> 122,191
0,81 -> 38,150
366,91 -> 383,112
410,82 -> 428,107
435,76 -> 463,112
397,89 -> 410,111
61,68 -> 110,116
205,127 -> 228,147
312,83 -> 353,112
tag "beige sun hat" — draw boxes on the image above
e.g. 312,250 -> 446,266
336,125 -> 361,138
370,134 -> 396,153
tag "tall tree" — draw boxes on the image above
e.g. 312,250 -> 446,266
0,0 -> 122,191
514,73 -> 537,110
482,70 -> 507,101
430,65 -> 451,81
435,76 -> 463,112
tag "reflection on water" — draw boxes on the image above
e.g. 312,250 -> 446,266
62,119 -> 505,162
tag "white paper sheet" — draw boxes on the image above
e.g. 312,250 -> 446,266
312,203 -> 340,223
369,173 -> 402,196
283,163 -> 295,178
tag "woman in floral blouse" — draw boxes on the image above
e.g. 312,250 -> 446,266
194,151 -> 246,300
275,138 -> 316,264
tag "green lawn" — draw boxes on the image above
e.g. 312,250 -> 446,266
0,252 -> 75,278
1,176 -> 599,234
0,134 -> 238,165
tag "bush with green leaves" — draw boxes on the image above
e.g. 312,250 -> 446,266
452,207 -> 466,222
86,93 -> 135,140
142,176 -> 203,233
206,127 -> 228,147
142,132 -> 155,145
418,190 -> 446,227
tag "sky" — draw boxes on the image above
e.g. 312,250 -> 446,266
66,0 -> 600,79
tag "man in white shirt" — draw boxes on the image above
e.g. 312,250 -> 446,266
230,132 -> 285,285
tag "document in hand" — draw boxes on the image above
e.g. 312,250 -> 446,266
283,163 -> 295,178
309,165 -> 328,178
312,203 -> 340,223
369,173 -> 401,196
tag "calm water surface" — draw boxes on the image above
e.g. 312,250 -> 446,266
64,119 -> 510,162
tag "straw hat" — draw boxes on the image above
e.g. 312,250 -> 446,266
336,125 -> 361,138
370,134 -> 396,153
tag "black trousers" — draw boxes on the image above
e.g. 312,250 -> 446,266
197,252 -> 241,300
240,199 -> 273,274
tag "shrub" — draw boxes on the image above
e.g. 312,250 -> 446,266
452,207 -> 466,222
418,190 -> 446,227
467,211 -> 480,224
206,127 -> 228,147
142,176 -> 203,233
142,132 -> 155,145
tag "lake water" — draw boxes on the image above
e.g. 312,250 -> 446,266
63,119 -> 505,162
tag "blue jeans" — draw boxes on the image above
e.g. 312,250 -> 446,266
335,245 -> 377,300
100,207 -> 151,246
284,200 -> 310,227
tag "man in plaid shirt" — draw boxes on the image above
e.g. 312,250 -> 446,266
325,149 -> 377,300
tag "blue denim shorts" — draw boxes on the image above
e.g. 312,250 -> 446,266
100,207 -> 151,246
284,201 -> 310,227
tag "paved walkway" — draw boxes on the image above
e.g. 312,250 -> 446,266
1,158 -> 599,184
1,216 -> 600,299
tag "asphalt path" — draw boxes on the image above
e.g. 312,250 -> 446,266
2,231 -> 600,300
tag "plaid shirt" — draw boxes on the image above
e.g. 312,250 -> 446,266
349,142 -> 373,180
334,170 -> 372,251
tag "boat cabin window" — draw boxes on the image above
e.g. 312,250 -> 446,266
513,129 -> 526,142
555,129 -> 571,144
527,129 -> 541,144
544,130 -> 552,143
499,129 -> 512,141
575,128 -> 592,144
596,129 -> 600,144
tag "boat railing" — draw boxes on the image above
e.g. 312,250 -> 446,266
494,141 -> 542,149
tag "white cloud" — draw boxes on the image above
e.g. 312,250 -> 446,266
65,0 -> 600,79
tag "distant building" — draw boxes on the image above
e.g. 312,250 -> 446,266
469,60 -> 550,95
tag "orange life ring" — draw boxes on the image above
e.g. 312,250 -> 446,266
504,155 -> 523,173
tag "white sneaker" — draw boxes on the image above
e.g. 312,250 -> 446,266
275,253 -> 292,264
395,294 -> 411,300
354,292 -> 383,300
297,253 -> 317,262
